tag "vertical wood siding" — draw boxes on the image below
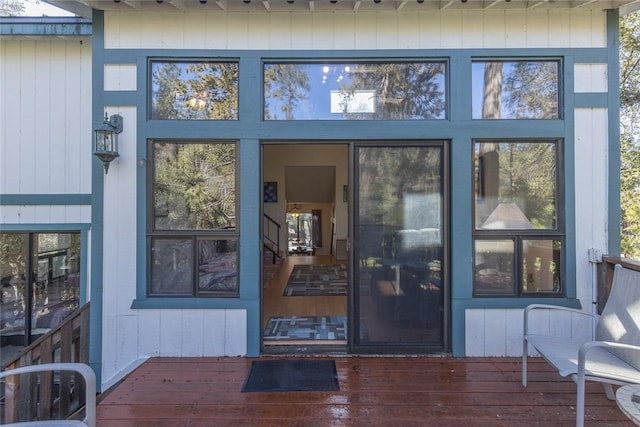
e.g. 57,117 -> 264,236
104,9 -> 606,50
0,38 -> 92,195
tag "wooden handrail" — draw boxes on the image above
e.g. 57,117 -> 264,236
263,213 -> 281,264
1,303 -> 90,424
597,256 -> 640,314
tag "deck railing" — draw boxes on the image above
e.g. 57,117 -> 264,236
1,302 -> 90,424
597,256 -> 640,314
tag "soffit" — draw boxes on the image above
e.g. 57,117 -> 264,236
45,0 -> 640,19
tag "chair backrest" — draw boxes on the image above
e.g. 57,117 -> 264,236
596,264 -> 640,370
0,362 -> 96,427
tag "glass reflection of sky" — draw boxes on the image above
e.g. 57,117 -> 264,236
265,62 -> 446,120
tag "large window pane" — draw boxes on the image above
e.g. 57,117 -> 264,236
150,61 -> 238,120
472,61 -> 559,119
475,141 -> 557,230
152,142 -> 236,231
1,232 -> 81,351
32,233 -> 81,336
264,62 -> 446,120
1,234 -> 27,346
355,144 -> 445,347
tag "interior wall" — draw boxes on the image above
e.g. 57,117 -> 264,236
263,144 -> 348,257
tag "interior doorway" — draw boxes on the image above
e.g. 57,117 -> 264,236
261,141 -> 450,355
261,143 -> 349,353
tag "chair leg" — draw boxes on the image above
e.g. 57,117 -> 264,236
576,376 -> 585,427
603,383 -> 615,400
522,338 -> 528,387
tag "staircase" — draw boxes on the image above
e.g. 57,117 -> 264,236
263,213 -> 283,288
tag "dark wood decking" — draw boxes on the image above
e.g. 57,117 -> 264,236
96,357 -> 633,426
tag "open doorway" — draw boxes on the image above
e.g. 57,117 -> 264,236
261,143 -> 349,353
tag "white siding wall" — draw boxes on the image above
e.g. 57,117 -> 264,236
98,7 -> 611,377
104,9 -> 606,50
0,38 -> 92,196
465,307 -> 594,356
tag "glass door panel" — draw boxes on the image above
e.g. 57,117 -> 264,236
354,143 -> 447,351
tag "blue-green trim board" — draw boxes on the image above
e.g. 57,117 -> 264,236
607,9 -> 622,255
90,9 -> 105,389
0,194 -> 91,206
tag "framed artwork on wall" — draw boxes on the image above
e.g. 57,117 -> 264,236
264,181 -> 278,202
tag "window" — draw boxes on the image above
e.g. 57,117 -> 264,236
148,141 -> 239,297
264,61 -> 447,120
472,60 -> 560,119
1,232 -> 81,349
473,140 -> 563,296
150,61 -> 239,120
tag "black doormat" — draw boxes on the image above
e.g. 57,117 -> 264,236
241,359 -> 339,392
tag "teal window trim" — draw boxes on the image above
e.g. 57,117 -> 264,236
0,194 -> 91,205
455,297 -> 582,310
606,9 -> 622,254
131,297 -> 253,309
103,47 -> 609,64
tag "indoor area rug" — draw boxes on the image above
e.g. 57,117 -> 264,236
242,359 -> 339,392
263,315 -> 347,345
283,264 -> 347,296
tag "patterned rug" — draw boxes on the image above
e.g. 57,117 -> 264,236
263,316 -> 347,345
283,264 -> 347,296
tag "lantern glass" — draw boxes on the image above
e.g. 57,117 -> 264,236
95,129 -> 118,154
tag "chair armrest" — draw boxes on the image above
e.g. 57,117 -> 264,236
577,340 -> 640,382
578,340 -> 640,362
524,304 -> 597,336
0,363 -> 96,427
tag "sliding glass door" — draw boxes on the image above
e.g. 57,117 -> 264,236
353,142 -> 448,352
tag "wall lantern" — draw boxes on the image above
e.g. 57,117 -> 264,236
94,113 -> 123,174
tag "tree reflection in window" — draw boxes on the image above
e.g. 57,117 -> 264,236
472,61 -> 560,119
150,61 -> 238,120
152,142 -> 236,231
264,62 -> 446,120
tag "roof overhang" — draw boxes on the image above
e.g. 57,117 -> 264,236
44,0 -> 640,19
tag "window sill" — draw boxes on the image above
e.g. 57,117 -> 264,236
131,297 -> 252,310
456,297 -> 582,310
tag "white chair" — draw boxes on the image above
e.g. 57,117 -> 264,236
523,264 -> 640,427
0,363 -> 96,427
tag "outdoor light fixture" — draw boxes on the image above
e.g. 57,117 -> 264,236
94,113 -> 123,174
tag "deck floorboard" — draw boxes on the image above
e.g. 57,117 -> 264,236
96,356 -> 633,426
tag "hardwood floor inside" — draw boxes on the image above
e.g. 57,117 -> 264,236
262,254 -> 347,348
263,254 -> 347,322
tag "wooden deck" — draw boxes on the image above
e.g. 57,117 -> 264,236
95,356 -> 633,426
